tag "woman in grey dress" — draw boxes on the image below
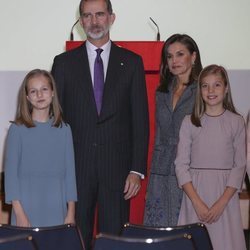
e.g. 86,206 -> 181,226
144,34 -> 202,226
4,69 -> 77,227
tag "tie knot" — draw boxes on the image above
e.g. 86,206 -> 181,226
96,48 -> 103,57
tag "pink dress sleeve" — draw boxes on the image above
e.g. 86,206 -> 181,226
175,115 -> 193,188
226,116 -> 246,190
246,116 -> 250,177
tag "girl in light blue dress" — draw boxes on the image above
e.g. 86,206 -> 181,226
4,69 -> 77,227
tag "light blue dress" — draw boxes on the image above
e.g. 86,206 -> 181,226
4,119 -> 77,227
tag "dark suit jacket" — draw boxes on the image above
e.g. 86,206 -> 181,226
51,42 -> 149,191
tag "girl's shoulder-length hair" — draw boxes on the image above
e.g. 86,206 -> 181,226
14,69 -> 63,128
191,64 -> 239,127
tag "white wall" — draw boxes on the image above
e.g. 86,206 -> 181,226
1,0 -> 250,225
0,0 -> 250,70
0,0 -> 250,173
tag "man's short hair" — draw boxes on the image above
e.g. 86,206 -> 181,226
79,0 -> 113,16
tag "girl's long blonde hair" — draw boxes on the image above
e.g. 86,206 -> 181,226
191,64 -> 238,127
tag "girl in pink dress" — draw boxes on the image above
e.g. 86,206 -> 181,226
175,64 -> 246,250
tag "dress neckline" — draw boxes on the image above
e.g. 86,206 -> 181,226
33,117 -> 53,126
205,109 -> 226,117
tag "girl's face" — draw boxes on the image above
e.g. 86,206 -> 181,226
26,75 -> 54,113
201,73 -> 228,112
166,42 -> 196,79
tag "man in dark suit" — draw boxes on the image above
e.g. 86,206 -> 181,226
51,0 -> 149,249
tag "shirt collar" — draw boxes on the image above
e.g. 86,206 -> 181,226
86,40 -> 111,54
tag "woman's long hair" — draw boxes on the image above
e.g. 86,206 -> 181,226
158,34 -> 202,92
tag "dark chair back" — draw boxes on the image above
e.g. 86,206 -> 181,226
0,224 -> 84,250
0,234 -> 37,250
122,222 -> 213,250
94,233 -> 196,250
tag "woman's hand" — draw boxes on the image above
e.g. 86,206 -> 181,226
64,214 -> 76,225
182,182 -> 209,222
192,198 -> 209,222
12,200 -> 31,227
16,213 -> 31,227
205,199 -> 226,224
64,201 -> 76,224
205,187 -> 236,224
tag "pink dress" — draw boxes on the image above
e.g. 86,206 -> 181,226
175,110 -> 246,250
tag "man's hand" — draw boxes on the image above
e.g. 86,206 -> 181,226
123,173 -> 141,200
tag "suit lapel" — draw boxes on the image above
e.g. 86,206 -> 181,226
77,43 -> 99,116
158,91 -> 172,113
174,83 -> 196,111
158,81 -> 196,113
77,43 -> 93,91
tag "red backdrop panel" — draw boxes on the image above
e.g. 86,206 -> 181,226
66,41 -> 163,225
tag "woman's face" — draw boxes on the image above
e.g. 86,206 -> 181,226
166,42 -> 196,79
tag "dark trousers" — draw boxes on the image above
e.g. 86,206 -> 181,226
76,174 -> 129,250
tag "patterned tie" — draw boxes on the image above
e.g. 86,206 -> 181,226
94,48 -> 104,115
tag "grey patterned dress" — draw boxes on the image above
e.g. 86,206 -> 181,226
144,80 -> 197,226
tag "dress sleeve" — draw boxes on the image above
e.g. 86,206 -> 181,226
4,124 -> 21,204
227,116 -> 246,190
175,115 -> 193,188
246,116 -> 250,177
64,125 -> 77,201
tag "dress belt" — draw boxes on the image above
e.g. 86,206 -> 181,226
190,167 -> 231,171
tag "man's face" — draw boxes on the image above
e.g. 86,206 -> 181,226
80,0 -> 115,42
